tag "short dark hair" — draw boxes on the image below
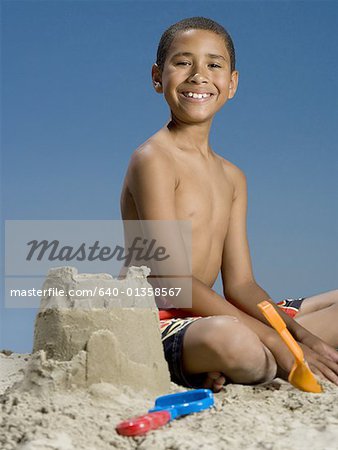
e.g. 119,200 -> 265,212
156,17 -> 236,73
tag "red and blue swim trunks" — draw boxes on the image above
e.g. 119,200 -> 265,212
159,297 -> 305,335
275,297 -> 305,318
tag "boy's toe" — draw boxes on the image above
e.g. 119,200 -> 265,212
204,372 -> 226,393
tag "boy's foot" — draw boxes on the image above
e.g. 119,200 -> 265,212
204,371 -> 226,393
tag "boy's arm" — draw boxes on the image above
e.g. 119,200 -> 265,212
221,164 -> 338,380
220,165 -> 308,336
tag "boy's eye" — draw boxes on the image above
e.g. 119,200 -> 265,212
175,61 -> 222,68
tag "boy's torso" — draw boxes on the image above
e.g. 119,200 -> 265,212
121,128 -> 235,288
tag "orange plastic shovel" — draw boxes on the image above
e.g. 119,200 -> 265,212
258,300 -> 322,393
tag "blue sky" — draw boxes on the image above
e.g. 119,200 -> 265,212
1,0 -> 337,352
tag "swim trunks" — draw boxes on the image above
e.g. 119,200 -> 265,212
275,297 -> 305,318
160,316 -> 205,388
160,297 -> 306,388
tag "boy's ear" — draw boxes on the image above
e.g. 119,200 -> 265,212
228,70 -> 239,100
152,64 -> 163,93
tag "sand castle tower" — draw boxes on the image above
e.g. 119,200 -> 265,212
30,266 -> 170,396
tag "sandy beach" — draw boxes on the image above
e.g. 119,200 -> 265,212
1,267 -> 338,449
1,351 -> 338,450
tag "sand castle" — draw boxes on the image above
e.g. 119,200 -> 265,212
24,266 -> 170,396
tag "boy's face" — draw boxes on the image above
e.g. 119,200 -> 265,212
152,29 -> 238,125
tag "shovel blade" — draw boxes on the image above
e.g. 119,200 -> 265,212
258,300 -> 323,393
288,362 -> 322,393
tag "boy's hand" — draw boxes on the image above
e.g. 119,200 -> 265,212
299,340 -> 338,385
297,332 -> 338,384
300,332 -> 338,362
267,333 -> 338,385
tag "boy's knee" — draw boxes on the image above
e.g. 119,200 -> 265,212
225,340 -> 277,384
198,315 -> 241,353
200,317 -> 277,384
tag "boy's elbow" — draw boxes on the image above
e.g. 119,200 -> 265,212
223,278 -> 257,300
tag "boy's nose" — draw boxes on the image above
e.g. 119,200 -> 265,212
187,72 -> 208,84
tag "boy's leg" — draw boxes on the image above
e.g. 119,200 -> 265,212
294,290 -> 338,347
182,315 -> 277,386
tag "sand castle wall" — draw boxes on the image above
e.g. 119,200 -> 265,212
31,266 -> 170,396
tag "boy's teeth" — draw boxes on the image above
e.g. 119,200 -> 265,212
184,92 -> 210,99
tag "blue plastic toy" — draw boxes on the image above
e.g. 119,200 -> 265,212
116,389 -> 214,436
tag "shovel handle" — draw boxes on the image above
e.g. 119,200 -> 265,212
116,410 -> 171,436
258,301 -> 304,363
258,301 -> 286,334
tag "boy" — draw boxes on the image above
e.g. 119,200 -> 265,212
120,17 -> 338,392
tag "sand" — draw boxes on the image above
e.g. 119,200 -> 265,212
1,266 -> 338,449
1,352 -> 338,450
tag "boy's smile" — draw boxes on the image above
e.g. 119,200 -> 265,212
178,91 -> 215,103
152,29 -> 238,125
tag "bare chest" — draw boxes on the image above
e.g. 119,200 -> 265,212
173,154 -> 233,284
174,155 -> 233,237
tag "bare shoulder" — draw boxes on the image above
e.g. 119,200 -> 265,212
129,132 -> 175,172
217,154 -> 247,199
126,130 -> 177,192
